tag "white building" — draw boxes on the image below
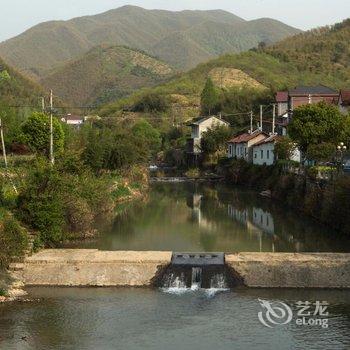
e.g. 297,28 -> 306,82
61,114 -> 85,126
227,130 -> 267,162
252,135 -> 301,166
252,135 -> 278,166
188,116 -> 229,154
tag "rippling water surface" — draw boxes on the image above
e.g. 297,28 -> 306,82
1,287 -> 350,350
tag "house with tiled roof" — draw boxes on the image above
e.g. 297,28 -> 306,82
275,85 -> 339,117
252,134 -> 280,166
227,130 -> 267,162
252,134 -> 301,166
187,115 -> 229,155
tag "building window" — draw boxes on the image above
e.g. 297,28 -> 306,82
261,150 -> 263,159
254,153 -> 257,158
267,150 -> 270,159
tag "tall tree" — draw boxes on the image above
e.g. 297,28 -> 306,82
288,102 -> 345,153
200,78 -> 220,116
21,112 -> 65,156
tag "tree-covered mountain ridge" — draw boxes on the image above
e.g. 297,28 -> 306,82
0,5 -> 300,80
99,18 -> 350,118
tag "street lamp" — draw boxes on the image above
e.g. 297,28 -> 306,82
336,142 -> 347,173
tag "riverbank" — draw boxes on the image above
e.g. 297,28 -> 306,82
220,158 -> 350,236
0,162 -> 150,301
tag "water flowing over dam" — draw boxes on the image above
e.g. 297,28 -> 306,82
158,253 -> 241,293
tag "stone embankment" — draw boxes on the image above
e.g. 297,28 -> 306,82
22,250 -> 350,289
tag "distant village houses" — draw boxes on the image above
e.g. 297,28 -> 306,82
227,130 -> 266,162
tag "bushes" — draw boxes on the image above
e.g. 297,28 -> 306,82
0,215 -> 28,267
17,162 -> 65,246
132,93 -> 170,113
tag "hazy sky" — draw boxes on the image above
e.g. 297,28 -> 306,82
1,0 -> 349,42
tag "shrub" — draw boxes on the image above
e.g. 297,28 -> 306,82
133,93 -> 170,113
0,215 -> 28,267
17,161 -> 65,246
185,168 -> 201,178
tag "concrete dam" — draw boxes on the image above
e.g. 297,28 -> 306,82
21,250 -> 350,289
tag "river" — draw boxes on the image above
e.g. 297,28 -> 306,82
2,181 -> 350,349
1,287 -> 350,349
67,181 -> 350,252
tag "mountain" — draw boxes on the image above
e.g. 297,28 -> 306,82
99,19 -> 350,117
0,56 -> 43,106
0,5 -> 300,80
41,45 -> 174,106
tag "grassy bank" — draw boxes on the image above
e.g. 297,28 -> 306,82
221,158 -> 350,235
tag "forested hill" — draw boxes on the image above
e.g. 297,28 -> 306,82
0,5 -> 300,80
99,19 -> 350,118
0,56 -> 43,106
264,19 -> 350,87
41,45 -> 174,106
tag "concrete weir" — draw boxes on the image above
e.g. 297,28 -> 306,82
22,250 -> 350,288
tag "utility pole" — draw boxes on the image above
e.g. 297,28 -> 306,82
41,97 -> 45,113
250,111 -> 253,134
0,117 -> 18,194
272,103 -> 276,135
0,117 -> 8,168
49,90 -> 54,165
260,105 -> 263,131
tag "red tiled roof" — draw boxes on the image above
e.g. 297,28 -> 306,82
276,91 -> 288,103
253,134 -> 281,147
340,90 -> 350,106
289,85 -> 338,96
228,130 -> 265,143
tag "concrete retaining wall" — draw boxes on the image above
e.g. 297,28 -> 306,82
23,250 -> 171,286
23,250 -> 350,288
226,253 -> 350,288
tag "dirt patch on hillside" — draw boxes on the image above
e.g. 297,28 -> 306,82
209,67 -> 266,89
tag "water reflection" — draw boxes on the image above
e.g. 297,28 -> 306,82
65,182 -> 350,253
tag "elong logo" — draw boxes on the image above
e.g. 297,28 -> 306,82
258,299 -> 329,329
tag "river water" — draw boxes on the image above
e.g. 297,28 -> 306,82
2,182 -> 350,349
1,287 -> 350,350
71,181 -> 350,252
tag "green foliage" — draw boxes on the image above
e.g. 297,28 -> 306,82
20,112 -> 65,156
132,92 -> 170,113
0,215 -> 28,267
131,119 -> 161,154
82,124 -> 151,172
201,78 -> 220,115
0,70 -> 10,84
274,137 -> 297,160
288,102 -> 345,153
17,161 -> 65,245
306,143 -> 335,163
200,125 -> 232,156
